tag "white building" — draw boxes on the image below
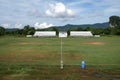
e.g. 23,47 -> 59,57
26,35 -> 32,37
33,31 -> 56,37
94,35 -> 100,37
59,31 -> 67,37
70,31 -> 93,37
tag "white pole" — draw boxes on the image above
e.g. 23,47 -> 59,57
60,38 -> 63,69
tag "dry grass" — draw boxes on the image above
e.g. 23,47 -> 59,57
0,50 -> 60,62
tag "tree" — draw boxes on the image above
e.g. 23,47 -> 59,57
52,27 -> 59,36
67,30 -> 70,36
27,27 -> 35,35
84,27 -> 91,31
0,26 -> 5,36
23,25 -> 30,35
76,27 -> 83,31
23,25 -> 35,35
91,28 -> 104,35
103,28 -> 111,35
110,28 -> 120,35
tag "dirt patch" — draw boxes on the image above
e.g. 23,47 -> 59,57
82,42 -> 106,45
0,50 -> 60,62
19,42 -> 48,45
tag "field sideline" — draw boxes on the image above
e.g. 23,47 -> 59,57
0,36 -> 120,80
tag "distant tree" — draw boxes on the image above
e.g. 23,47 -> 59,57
18,29 -> 24,35
52,27 -> 59,36
110,28 -> 120,35
103,28 -> 111,35
0,26 -> 5,36
23,25 -> 35,35
84,27 -> 91,31
76,27 -> 83,31
67,30 -> 70,36
27,27 -> 35,35
23,25 -> 30,35
91,28 -> 104,35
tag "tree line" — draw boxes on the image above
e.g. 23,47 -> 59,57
0,25 -> 35,36
0,15 -> 120,36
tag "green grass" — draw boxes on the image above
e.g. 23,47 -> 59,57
0,36 -> 120,80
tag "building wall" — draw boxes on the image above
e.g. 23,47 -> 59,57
59,32 -> 67,37
70,31 -> 93,37
33,31 -> 56,37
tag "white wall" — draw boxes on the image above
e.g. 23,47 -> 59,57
70,31 -> 93,37
33,31 -> 56,37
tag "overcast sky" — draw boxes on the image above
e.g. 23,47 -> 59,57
0,0 -> 120,29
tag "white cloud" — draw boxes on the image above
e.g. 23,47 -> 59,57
0,0 -> 120,26
45,2 -> 75,20
0,23 -> 23,29
34,22 -> 54,29
0,23 -> 11,28
15,24 -> 23,29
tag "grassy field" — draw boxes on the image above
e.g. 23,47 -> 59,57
0,36 -> 120,80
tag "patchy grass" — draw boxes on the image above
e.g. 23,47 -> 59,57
0,65 -> 120,80
0,36 -> 120,80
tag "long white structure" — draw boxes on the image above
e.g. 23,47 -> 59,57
70,31 -> 93,37
33,31 -> 56,37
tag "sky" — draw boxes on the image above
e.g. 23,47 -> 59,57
0,0 -> 120,29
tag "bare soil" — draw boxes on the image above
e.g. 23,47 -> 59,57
18,42 -> 48,45
82,42 -> 106,45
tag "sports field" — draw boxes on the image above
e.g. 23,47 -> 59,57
0,36 -> 120,80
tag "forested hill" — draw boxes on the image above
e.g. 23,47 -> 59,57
56,22 -> 109,31
5,22 -> 109,31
